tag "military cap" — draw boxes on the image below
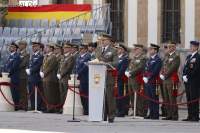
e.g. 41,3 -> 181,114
150,43 -> 160,50
32,42 -> 42,46
71,43 -> 79,49
54,43 -> 63,48
63,42 -> 72,48
46,43 -> 55,49
101,33 -> 112,40
190,40 -> 199,46
88,42 -> 97,48
18,40 -> 27,45
133,44 -> 144,49
115,43 -> 128,51
79,43 -> 88,49
10,42 -> 18,48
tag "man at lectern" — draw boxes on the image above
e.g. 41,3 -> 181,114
95,33 -> 118,123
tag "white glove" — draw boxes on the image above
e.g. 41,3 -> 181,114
40,72 -> 44,78
26,69 -> 30,75
57,74 -> 61,80
143,77 -> 148,84
125,71 -> 131,77
160,74 -> 165,80
183,75 -> 188,83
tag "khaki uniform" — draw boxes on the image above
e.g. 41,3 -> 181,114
161,52 -> 180,119
19,50 -> 30,110
95,45 -> 118,120
41,53 -> 60,111
58,53 -> 75,107
128,54 -> 147,116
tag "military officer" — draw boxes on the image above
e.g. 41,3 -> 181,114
143,44 -> 162,120
160,42 -> 180,120
182,41 -> 200,122
40,43 -> 60,113
95,33 -> 118,123
4,42 -> 21,110
126,44 -> 147,117
57,43 -> 75,113
88,42 -> 97,60
75,43 -> 91,115
115,44 -> 129,117
54,43 -> 63,63
26,42 -> 44,111
18,41 -> 30,111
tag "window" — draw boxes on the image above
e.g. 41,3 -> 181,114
162,0 -> 181,43
107,0 -> 124,42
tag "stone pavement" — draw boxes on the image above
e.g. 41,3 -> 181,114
0,110 -> 199,133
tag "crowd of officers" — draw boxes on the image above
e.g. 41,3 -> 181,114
3,33 -> 200,123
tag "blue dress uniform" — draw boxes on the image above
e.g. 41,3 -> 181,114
144,44 -> 162,119
4,49 -> 21,110
75,51 -> 91,115
116,53 -> 129,117
27,51 -> 44,111
183,41 -> 200,122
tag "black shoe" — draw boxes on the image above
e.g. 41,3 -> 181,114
162,117 -> 172,120
171,117 -> 178,121
151,117 -> 159,120
144,116 -> 151,119
190,118 -> 199,122
182,118 -> 190,121
108,118 -> 114,123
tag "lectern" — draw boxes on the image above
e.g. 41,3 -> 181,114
88,62 -> 107,121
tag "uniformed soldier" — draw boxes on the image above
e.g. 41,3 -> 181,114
88,42 -> 97,60
18,40 -> 30,111
57,43 -> 75,113
160,42 -> 180,121
75,43 -> 91,115
95,33 -> 118,123
182,41 -> 200,122
115,44 -> 129,117
4,42 -> 21,110
26,42 -> 44,111
126,44 -> 147,117
40,43 -> 60,113
54,43 -> 63,63
143,43 -> 162,120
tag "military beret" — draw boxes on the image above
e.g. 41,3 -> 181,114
10,42 -> 18,48
79,43 -> 88,49
190,40 -> 199,46
32,42 -> 42,46
46,43 -> 55,49
101,33 -> 112,40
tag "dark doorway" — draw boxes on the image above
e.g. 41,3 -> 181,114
56,0 -> 74,4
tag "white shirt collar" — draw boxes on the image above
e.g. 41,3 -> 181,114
102,45 -> 109,51
169,51 -> 175,56
151,54 -> 157,59
118,54 -> 123,58
34,51 -> 40,55
64,53 -> 70,57
81,53 -> 87,58
191,51 -> 198,58
11,52 -> 16,56
47,52 -> 53,56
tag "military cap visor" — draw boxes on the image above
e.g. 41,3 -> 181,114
133,44 -> 144,49
32,42 -> 42,46
10,42 -> 18,48
63,43 -> 72,48
116,44 -> 128,51
150,43 -> 160,50
101,33 -> 113,40
190,41 -> 199,46
55,44 -> 63,48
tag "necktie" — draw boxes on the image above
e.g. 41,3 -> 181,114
102,47 -> 105,54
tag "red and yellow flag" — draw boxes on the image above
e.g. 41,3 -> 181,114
6,4 -> 92,21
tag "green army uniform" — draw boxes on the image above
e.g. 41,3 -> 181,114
95,44 -> 118,122
128,53 -> 147,117
161,51 -> 180,120
57,53 -> 75,108
41,52 -> 60,112
19,49 -> 30,110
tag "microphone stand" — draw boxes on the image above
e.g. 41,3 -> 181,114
68,50 -> 81,122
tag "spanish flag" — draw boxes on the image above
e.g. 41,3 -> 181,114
6,4 -> 92,21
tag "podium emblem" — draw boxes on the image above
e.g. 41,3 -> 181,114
94,74 -> 101,84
